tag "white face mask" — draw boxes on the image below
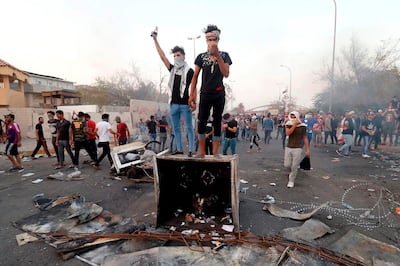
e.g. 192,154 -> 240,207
174,56 -> 185,69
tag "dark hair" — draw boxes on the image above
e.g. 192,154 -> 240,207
101,113 -> 109,120
223,113 -> 231,120
56,110 -> 64,115
77,111 -> 85,117
171,46 -> 185,55
47,111 -> 55,115
84,113 -> 90,118
38,116 -> 43,121
203,24 -> 221,34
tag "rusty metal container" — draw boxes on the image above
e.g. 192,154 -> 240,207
153,154 -> 239,232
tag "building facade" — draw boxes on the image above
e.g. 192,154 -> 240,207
0,58 -> 29,107
0,58 -> 80,108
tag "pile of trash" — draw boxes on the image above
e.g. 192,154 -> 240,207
14,192 -> 400,265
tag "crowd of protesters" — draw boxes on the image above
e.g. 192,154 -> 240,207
2,99 -> 399,191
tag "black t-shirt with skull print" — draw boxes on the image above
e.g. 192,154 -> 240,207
194,51 -> 232,96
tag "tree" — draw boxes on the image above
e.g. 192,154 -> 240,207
79,62 -> 170,106
231,102 -> 245,114
314,36 -> 400,113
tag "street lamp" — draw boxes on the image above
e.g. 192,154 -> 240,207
280,65 -> 292,108
329,0 -> 337,113
188,35 -> 201,62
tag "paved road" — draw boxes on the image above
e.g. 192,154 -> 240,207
0,132 -> 399,265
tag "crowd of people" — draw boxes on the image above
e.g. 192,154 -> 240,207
0,111 -> 131,172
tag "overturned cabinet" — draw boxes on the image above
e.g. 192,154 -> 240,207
153,154 -> 239,232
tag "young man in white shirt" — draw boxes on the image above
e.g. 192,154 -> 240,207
94,114 -> 117,169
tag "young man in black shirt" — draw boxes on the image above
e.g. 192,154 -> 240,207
189,24 -> 232,157
31,117 -> 51,158
55,110 -> 74,169
222,113 -> 237,155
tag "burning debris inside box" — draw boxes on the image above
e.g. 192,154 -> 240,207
154,155 -> 239,232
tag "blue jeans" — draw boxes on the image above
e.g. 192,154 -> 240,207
362,135 -> 372,155
223,138 -> 237,155
57,140 -> 74,165
339,134 -> 353,155
170,104 -> 195,151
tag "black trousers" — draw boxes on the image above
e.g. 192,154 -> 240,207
31,138 -> 51,157
198,93 -> 225,138
96,142 -> 112,166
73,140 -> 97,165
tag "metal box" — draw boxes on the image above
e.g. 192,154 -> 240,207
153,155 -> 239,232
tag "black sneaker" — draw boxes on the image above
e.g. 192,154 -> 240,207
171,150 -> 184,155
335,150 -> 343,156
18,167 -> 25,173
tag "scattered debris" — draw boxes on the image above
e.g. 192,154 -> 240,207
269,182 -> 276,186
329,229 -> 400,265
322,175 -> 331,180
239,187 -> 249,193
22,173 -> 35,177
263,202 -> 329,220
32,194 -> 54,210
239,179 -> 248,184
280,219 -> 334,242
66,197 -> 103,224
221,224 -> 234,232
16,232 -> 38,246
48,171 -> 84,181
31,178 -> 43,184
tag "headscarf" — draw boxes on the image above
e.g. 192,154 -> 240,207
285,111 -> 306,127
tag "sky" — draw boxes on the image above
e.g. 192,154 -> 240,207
2,0 -> 399,110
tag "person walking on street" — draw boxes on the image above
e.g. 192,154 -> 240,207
55,110 -> 74,169
151,28 -> 195,156
84,113 -> 97,163
147,115 -> 157,142
248,115 -> 261,153
323,113 -> 333,145
71,112 -> 97,168
158,116 -> 169,151
47,111 -> 59,164
4,114 -> 24,172
31,116 -> 51,158
336,111 -> 355,157
222,113 -> 237,155
115,116 -> 130,145
284,111 -> 310,188
94,114 -> 117,169
360,111 -> 377,158
189,24 -> 232,157
263,113 -> 274,144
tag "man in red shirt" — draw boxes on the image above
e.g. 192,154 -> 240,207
115,116 -> 130,145
84,113 -> 97,163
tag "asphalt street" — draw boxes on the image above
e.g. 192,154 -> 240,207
0,131 -> 399,265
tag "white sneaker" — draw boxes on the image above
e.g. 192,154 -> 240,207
287,181 -> 294,188
362,154 -> 370,158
